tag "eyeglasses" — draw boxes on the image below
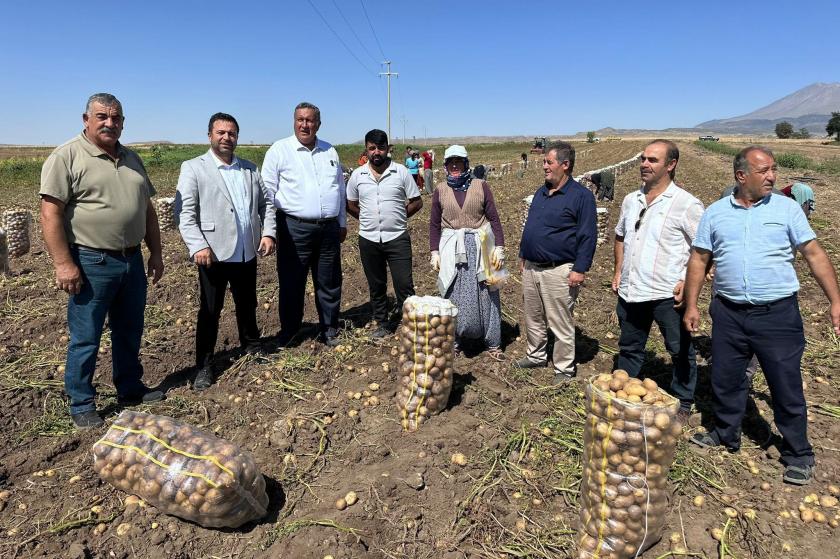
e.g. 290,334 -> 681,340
634,207 -> 647,231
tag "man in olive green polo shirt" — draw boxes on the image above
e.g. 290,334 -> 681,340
40,92 -> 166,429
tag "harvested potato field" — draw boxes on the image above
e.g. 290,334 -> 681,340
1,139 -> 839,558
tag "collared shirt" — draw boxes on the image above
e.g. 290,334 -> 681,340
519,178 -> 597,273
40,132 -> 155,250
405,157 -> 420,175
261,135 -> 346,227
615,182 -> 704,302
693,193 -> 816,304
208,149 -> 253,262
346,161 -> 420,243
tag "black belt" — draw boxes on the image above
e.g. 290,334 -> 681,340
529,260 -> 571,269
278,211 -> 337,225
74,244 -> 140,257
715,294 -> 796,310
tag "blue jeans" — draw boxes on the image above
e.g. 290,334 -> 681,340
65,246 -> 147,414
616,297 -> 697,411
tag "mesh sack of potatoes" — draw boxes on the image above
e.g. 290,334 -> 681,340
596,208 -> 609,246
1,208 -> 31,258
0,229 -> 9,275
155,197 -> 177,231
577,370 -> 681,559
92,410 -> 269,528
397,295 -> 458,431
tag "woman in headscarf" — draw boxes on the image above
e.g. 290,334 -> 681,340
429,145 -> 506,360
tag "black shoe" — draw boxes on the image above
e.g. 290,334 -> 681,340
276,331 -> 295,348
323,335 -> 341,348
71,410 -> 104,429
244,343 -> 264,356
515,357 -> 548,369
117,388 -> 166,406
371,325 -> 390,339
192,367 -> 214,391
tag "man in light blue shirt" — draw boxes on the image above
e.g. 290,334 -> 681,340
177,113 -> 276,390
683,146 -> 840,485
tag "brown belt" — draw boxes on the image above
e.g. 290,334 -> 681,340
74,244 -> 141,257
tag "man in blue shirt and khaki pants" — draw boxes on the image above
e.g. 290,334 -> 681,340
683,145 -> 840,485
517,141 -> 597,383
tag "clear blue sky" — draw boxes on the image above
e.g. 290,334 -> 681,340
3,0 -> 837,145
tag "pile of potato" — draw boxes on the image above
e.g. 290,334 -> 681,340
396,296 -> 458,431
155,197 -> 176,231
1,208 -> 31,257
577,370 -> 681,559
93,410 -> 269,528
0,229 -> 8,275
596,208 -> 609,246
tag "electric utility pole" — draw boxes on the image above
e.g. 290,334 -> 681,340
378,61 -> 398,142
401,115 -> 408,144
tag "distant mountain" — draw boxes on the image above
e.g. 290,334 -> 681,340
696,82 -> 840,134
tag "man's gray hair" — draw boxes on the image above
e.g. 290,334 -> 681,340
295,101 -> 321,123
546,141 -> 576,174
733,145 -> 774,178
85,93 -> 123,115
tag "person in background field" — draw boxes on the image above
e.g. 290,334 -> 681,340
430,145 -> 506,361
357,150 -> 368,166
781,182 -> 815,218
405,150 -> 422,188
612,140 -> 704,423
684,146 -> 840,485
521,152 -> 528,170
421,150 -> 434,194
517,142 -> 597,383
40,92 -> 165,429
347,129 -> 422,337
472,165 -> 487,180
176,112 -> 276,391
261,102 -> 347,348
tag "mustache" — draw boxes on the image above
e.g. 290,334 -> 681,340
98,126 -> 119,134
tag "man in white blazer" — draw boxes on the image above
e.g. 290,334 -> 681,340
177,113 -> 276,390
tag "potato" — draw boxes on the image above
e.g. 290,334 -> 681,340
93,410 -> 268,528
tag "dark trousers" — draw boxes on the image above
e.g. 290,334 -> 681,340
616,297 -> 697,411
709,295 -> 812,466
196,258 -> 259,368
275,213 -> 342,338
358,231 -> 414,323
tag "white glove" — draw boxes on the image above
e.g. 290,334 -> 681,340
430,251 -> 441,271
491,246 -> 505,271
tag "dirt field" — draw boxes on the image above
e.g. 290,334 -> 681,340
1,140 -> 839,558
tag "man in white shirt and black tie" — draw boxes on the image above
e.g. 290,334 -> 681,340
261,102 -> 347,347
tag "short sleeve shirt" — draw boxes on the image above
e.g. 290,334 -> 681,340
40,132 -> 155,250
614,183 -> 704,302
693,193 -> 815,304
347,161 -> 420,243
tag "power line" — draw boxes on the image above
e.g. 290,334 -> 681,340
305,0 -> 377,76
331,0 -> 379,65
359,0 -> 387,59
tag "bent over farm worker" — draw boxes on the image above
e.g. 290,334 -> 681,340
261,102 -> 347,348
612,139 -> 704,423
176,112 -> 277,391
429,144 -> 506,361
517,141 -> 597,383
39,92 -> 165,430
683,145 -> 840,486
346,129 -> 422,339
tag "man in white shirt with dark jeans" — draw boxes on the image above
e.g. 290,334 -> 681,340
347,129 -> 423,337
612,139 -> 704,422
261,102 -> 347,347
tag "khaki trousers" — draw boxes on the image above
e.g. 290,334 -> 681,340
522,262 -> 579,375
